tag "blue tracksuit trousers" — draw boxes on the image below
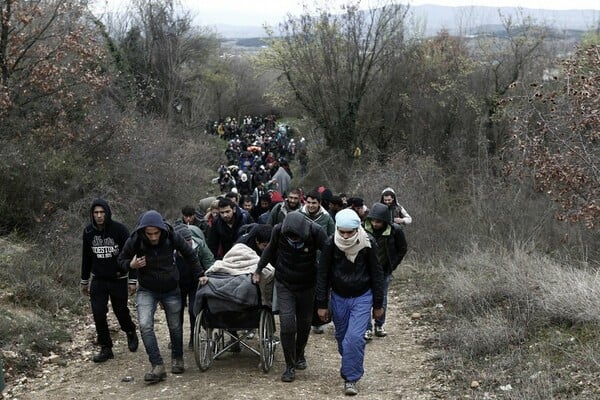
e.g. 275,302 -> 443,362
331,289 -> 372,382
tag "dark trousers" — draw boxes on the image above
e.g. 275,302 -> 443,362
90,277 -> 136,348
275,280 -> 314,367
179,282 -> 198,343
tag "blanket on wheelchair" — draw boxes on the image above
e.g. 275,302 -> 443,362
194,272 -> 259,314
205,243 -> 262,276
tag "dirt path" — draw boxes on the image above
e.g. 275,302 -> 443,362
4,281 -> 438,400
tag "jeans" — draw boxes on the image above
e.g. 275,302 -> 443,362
136,287 -> 183,366
276,280 -> 314,367
367,274 -> 391,331
90,277 -> 136,348
331,289 -> 372,383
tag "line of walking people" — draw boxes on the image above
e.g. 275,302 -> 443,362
80,184 -> 410,395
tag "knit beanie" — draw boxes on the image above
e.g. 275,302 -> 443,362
335,209 -> 361,229
174,224 -> 192,241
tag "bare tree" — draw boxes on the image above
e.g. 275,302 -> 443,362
260,0 -> 409,157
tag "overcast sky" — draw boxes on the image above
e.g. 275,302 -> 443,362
93,0 -> 600,26
182,0 -> 600,26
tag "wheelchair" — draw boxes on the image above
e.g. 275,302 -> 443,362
193,296 -> 277,372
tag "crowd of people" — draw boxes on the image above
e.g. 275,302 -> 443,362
80,117 -> 412,396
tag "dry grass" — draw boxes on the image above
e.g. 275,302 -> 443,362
422,243 -> 600,398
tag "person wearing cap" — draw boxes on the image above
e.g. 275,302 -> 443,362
174,224 -> 215,348
316,209 -> 384,396
363,203 -> 408,341
253,211 -> 327,383
380,187 -> 412,225
118,210 -> 207,383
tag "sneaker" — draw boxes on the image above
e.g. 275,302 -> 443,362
281,366 -> 296,382
364,329 -> 373,341
245,329 -> 255,339
312,325 -> 324,334
144,364 -> 167,383
126,331 -> 139,352
171,357 -> 185,374
374,326 -> 387,337
92,347 -> 114,363
344,381 -> 358,396
295,356 -> 307,370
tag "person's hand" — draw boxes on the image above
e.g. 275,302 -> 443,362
199,276 -> 209,286
394,217 -> 403,224
252,272 -> 261,284
373,307 -> 384,320
128,283 -> 137,296
80,283 -> 89,297
317,308 -> 329,322
130,255 -> 146,269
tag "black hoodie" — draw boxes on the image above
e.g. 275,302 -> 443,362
81,199 -> 131,283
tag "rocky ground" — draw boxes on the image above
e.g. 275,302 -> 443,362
2,280 -> 447,400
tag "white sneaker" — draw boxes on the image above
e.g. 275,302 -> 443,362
374,326 -> 387,337
364,329 -> 373,341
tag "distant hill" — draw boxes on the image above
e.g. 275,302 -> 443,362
206,4 -> 599,39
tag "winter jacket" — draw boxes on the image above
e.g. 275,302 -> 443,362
118,210 -> 204,293
81,199 -> 130,283
380,187 -> 412,225
271,166 -> 291,196
267,200 -> 300,226
316,234 -> 384,309
206,205 -> 253,259
256,211 -> 327,292
300,204 -> 335,236
364,202 -> 408,276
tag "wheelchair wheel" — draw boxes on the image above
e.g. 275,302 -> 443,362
193,309 -> 215,371
258,308 -> 276,372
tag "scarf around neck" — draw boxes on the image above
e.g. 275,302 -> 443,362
334,226 -> 371,262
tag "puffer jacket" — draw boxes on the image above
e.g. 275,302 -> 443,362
256,211 -> 327,291
316,233 -> 384,309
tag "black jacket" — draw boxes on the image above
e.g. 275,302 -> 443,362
256,211 -> 327,292
316,234 -> 384,309
207,205 -> 253,259
364,203 -> 408,276
118,210 -> 203,293
81,199 -> 130,283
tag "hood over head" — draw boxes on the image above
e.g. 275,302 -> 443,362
174,224 -> 192,241
90,198 -> 112,227
380,187 -> 399,205
281,211 -> 310,240
366,202 -> 391,225
136,210 -> 167,232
